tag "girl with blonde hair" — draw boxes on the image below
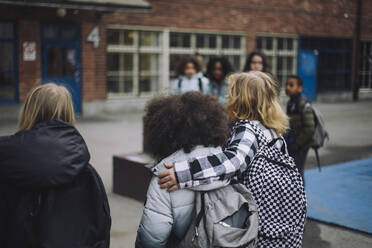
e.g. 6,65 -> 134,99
0,83 -> 110,248
158,72 -> 307,247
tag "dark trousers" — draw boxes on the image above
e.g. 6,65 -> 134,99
290,148 -> 309,181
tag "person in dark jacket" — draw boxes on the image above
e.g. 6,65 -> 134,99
0,83 -> 111,248
285,75 -> 316,178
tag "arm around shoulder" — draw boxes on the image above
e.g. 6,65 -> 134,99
174,123 -> 258,189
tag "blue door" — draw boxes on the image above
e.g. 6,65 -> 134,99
297,50 -> 318,101
41,23 -> 81,114
0,21 -> 18,104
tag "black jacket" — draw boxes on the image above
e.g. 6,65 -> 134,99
0,120 -> 111,248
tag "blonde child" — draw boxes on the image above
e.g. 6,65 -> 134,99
0,83 -> 110,248
158,71 -> 306,247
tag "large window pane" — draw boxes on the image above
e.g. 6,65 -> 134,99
107,30 -> 134,46
107,75 -> 133,94
222,35 -> 229,49
265,37 -> 273,50
256,37 -> 263,50
107,53 -> 120,71
196,34 -> 204,48
107,30 -> 120,45
226,55 -> 240,71
47,47 -> 76,77
222,35 -> 241,49
43,24 -> 59,40
123,31 -> 135,46
233,36 -> 241,49
107,53 -> 134,94
140,54 -> 160,93
359,41 -> 372,89
196,34 -> 217,49
140,31 -> 160,47
170,33 -> 191,48
61,26 -> 78,41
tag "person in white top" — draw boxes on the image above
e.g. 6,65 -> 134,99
170,57 -> 209,94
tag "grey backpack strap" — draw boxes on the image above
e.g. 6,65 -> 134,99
193,192 -> 205,240
301,101 -> 312,127
198,78 -> 203,92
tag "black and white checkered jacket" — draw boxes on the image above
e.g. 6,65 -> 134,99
174,120 -> 307,248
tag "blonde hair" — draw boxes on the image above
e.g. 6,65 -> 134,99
19,83 -> 75,131
226,71 -> 288,135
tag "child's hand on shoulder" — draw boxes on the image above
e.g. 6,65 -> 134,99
158,163 -> 179,192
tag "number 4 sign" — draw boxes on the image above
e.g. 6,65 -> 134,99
87,26 -> 100,48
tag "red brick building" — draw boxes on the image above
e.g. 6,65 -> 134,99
0,0 -> 371,117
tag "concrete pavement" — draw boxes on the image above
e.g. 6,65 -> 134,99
1,100 -> 372,247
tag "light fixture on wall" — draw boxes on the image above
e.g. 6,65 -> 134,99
56,8 -> 67,17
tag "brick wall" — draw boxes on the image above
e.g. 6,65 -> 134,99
80,16 -> 107,101
17,19 -> 41,103
102,0 -> 371,51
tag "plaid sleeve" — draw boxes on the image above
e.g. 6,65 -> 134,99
174,123 -> 258,189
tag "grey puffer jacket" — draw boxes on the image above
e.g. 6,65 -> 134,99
135,146 -> 229,248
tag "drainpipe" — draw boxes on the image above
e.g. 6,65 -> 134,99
351,0 -> 362,101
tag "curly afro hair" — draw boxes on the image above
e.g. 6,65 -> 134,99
143,92 -> 229,160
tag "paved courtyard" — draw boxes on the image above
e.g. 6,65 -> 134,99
1,100 -> 372,247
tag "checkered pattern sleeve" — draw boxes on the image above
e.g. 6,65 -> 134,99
174,122 -> 259,189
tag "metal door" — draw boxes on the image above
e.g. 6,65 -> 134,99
41,23 -> 81,114
297,50 -> 318,101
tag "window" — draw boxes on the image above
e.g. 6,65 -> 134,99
256,36 -> 297,87
359,41 -> 372,90
106,28 -> 246,96
170,32 -> 245,78
0,22 -> 17,103
106,29 -> 162,96
300,36 -> 352,92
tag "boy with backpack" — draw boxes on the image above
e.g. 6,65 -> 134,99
285,75 -> 316,178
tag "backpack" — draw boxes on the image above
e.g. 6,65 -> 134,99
303,102 -> 329,171
175,183 -> 259,248
243,121 -> 307,248
178,77 -> 204,92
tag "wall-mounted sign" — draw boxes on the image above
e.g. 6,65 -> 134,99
23,42 -> 36,61
87,26 -> 99,48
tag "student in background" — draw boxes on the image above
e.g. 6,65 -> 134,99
285,75 -> 315,179
243,51 -> 268,73
243,51 -> 281,93
171,57 -> 209,94
206,56 -> 234,104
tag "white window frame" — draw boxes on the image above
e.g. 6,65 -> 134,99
106,25 -> 246,98
169,29 -> 246,75
106,27 -> 163,98
256,33 -> 298,87
359,40 -> 372,91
